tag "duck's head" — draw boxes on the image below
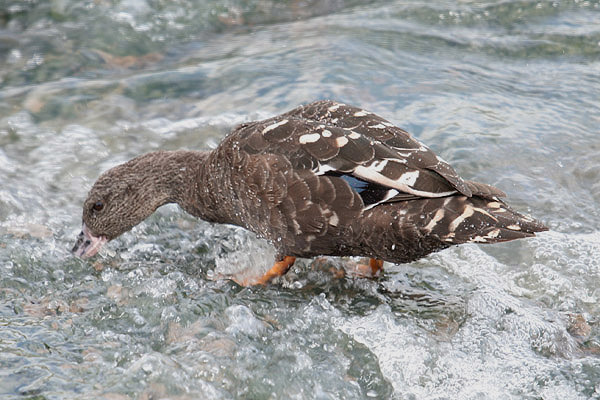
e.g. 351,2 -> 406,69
72,154 -> 171,258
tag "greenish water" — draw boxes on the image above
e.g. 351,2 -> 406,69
1,0 -> 600,398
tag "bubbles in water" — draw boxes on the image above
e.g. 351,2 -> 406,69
1,0 -> 599,398
225,304 -> 266,337
213,227 -> 276,283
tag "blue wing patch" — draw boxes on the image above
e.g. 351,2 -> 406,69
339,174 -> 369,192
324,171 -> 415,208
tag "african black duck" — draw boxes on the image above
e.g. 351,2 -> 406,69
72,100 -> 547,284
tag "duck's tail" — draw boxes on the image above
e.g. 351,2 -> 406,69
356,190 -> 547,264
418,194 -> 548,245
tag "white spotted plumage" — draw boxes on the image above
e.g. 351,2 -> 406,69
261,119 -> 289,134
448,204 -> 475,232
245,100 -> 545,254
298,133 -> 321,144
267,103 -> 471,212
335,136 -> 349,147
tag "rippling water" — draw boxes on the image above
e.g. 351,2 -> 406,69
1,0 -> 600,398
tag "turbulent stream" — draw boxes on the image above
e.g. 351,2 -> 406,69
1,0 -> 600,398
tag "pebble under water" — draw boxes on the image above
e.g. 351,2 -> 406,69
1,0 -> 600,398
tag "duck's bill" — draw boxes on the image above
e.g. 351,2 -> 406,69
72,223 -> 108,258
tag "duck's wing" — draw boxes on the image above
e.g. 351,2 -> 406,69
277,100 -> 496,199
234,104 -> 502,212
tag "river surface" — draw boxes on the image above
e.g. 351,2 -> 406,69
1,0 -> 600,399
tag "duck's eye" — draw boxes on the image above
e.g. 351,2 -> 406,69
92,201 -> 104,212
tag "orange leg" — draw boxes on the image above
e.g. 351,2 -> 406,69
369,258 -> 384,276
254,256 -> 296,285
352,258 -> 384,278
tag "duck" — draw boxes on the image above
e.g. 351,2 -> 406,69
72,100 -> 547,284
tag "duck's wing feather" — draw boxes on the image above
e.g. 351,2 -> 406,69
278,100 -> 498,198
234,102 -> 503,212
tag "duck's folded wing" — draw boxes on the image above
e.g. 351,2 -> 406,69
235,114 -> 477,208
277,100 -> 476,198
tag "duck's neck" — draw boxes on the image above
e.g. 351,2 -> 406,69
155,150 -> 232,224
